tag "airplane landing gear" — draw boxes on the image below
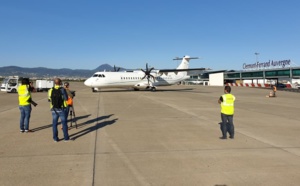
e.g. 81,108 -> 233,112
151,87 -> 156,91
144,86 -> 156,91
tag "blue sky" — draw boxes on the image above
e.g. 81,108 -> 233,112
0,0 -> 299,70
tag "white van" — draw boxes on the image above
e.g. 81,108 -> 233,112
0,76 -> 20,93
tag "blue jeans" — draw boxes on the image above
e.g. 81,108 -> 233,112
65,106 -> 70,125
51,108 -> 69,141
19,105 -> 31,131
220,113 -> 234,138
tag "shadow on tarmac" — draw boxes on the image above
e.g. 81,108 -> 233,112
31,114 -> 116,140
70,114 -> 117,140
31,114 -> 91,132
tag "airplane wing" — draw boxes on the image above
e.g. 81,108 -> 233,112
156,68 -> 208,76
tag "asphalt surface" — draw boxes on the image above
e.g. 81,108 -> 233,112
1,83 -> 300,186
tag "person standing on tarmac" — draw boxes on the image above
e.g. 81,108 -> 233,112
48,78 -> 70,142
18,78 -> 35,133
63,82 -> 74,123
266,85 -> 277,97
272,85 -> 277,97
218,86 -> 236,139
29,81 -> 36,92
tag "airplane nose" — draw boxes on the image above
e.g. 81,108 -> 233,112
84,78 -> 92,87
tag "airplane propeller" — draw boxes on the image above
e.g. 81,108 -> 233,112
114,65 -> 120,72
141,63 -> 155,85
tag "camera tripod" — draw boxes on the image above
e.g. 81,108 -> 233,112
69,105 -> 77,129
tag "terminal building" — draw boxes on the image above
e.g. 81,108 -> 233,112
186,59 -> 300,88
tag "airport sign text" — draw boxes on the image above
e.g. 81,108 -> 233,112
243,60 -> 291,70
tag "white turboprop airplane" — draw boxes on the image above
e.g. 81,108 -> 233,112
84,56 -> 206,91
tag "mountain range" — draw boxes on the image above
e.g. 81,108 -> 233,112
0,64 -> 126,78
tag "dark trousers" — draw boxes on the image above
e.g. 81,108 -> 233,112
220,113 -> 234,138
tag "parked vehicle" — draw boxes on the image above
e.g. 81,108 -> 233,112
36,80 -> 54,92
276,83 -> 286,88
0,76 -> 20,93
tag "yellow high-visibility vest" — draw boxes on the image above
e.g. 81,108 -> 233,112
221,93 -> 235,115
18,85 -> 31,106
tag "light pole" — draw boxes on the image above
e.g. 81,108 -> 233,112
254,52 -> 260,84
255,52 -> 259,63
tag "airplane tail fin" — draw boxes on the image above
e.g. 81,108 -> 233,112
174,56 -> 199,69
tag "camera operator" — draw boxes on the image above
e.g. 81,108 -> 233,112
29,81 -> 36,92
63,82 -> 75,124
17,78 -> 37,133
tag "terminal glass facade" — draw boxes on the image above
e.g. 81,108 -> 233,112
265,70 -> 290,77
242,71 -> 263,78
292,69 -> 300,76
225,73 -> 240,79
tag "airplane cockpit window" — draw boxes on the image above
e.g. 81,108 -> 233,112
94,74 -> 106,78
92,74 -> 106,78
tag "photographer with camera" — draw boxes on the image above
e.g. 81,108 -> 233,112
18,78 -> 37,133
63,82 -> 77,128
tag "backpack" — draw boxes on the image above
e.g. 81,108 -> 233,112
51,87 -> 64,108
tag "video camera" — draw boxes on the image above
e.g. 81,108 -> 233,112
28,98 -> 38,107
30,100 -> 38,107
70,91 -> 76,97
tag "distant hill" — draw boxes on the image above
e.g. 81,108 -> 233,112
0,64 -> 205,79
0,64 -> 125,78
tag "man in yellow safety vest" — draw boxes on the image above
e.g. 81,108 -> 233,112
48,78 -> 70,142
218,86 -> 236,139
18,78 -> 34,133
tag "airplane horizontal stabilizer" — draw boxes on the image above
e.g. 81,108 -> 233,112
159,68 -> 207,73
173,57 -> 199,60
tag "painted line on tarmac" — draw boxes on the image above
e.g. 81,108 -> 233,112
0,97 -> 48,114
93,92 -> 151,186
144,95 -> 300,158
92,92 -> 101,186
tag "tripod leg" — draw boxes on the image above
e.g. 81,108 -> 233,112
73,110 -> 77,129
70,110 -> 73,127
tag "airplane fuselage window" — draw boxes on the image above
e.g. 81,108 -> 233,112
120,76 -> 154,80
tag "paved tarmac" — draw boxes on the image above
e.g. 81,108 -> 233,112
0,83 -> 300,186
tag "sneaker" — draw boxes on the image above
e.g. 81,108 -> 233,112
219,136 -> 227,140
25,130 -> 34,133
54,140 -> 58,143
20,130 -> 24,133
229,136 -> 234,139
